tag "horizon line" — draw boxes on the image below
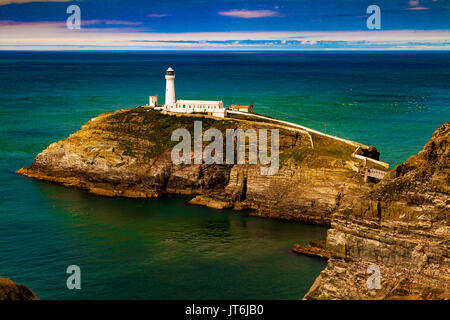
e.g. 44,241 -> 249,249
1,48 -> 449,52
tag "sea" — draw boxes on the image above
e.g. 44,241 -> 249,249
0,51 -> 448,299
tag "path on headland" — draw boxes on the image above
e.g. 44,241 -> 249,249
228,110 -> 367,148
227,110 -> 390,170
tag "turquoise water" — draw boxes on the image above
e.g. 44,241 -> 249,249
0,181 -> 327,299
0,51 -> 449,299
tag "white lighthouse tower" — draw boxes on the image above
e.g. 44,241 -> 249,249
165,67 -> 176,107
158,66 -> 226,117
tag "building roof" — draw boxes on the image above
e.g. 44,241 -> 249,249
167,67 -> 174,72
176,100 -> 223,105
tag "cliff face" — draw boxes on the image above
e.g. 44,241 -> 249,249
0,277 -> 38,300
17,107 -> 373,225
304,122 -> 449,300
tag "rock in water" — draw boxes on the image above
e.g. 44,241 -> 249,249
0,277 -> 38,300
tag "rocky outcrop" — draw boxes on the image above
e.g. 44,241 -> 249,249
17,107 -> 374,225
18,107 -> 448,300
304,122 -> 449,300
292,239 -> 330,259
0,277 -> 38,300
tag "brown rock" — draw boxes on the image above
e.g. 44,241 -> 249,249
18,107 -> 448,299
292,239 -> 331,259
304,122 -> 449,300
0,277 -> 38,300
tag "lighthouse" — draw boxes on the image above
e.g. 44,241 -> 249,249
156,66 -> 226,117
165,67 -> 176,107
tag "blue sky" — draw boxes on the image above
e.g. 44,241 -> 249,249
0,0 -> 449,50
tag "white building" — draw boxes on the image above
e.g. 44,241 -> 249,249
151,67 -> 226,118
149,95 -> 158,107
174,100 -> 225,117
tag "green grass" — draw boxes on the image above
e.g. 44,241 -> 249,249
99,108 -> 376,170
105,108 -> 240,158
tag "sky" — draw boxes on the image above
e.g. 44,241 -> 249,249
0,0 -> 449,50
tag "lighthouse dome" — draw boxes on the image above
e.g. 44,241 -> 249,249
166,67 -> 174,75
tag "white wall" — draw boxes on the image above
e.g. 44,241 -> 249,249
165,75 -> 176,106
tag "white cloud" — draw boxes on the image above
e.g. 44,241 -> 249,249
84,20 -> 143,26
147,14 -> 172,18
218,9 -> 281,19
300,40 -> 315,45
0,23 -> 448,50
0,0 -> 72,5
0,19 -> 144,27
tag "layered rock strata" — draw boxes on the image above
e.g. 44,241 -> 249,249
304,122 -> 449,300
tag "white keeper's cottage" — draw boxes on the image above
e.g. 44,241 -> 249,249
152,67 -> 227,118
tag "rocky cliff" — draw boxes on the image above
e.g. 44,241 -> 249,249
17,107 -> 375,225
18,107 -> 448,300
0,277 -> 38,300
304,122 -> 449,300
